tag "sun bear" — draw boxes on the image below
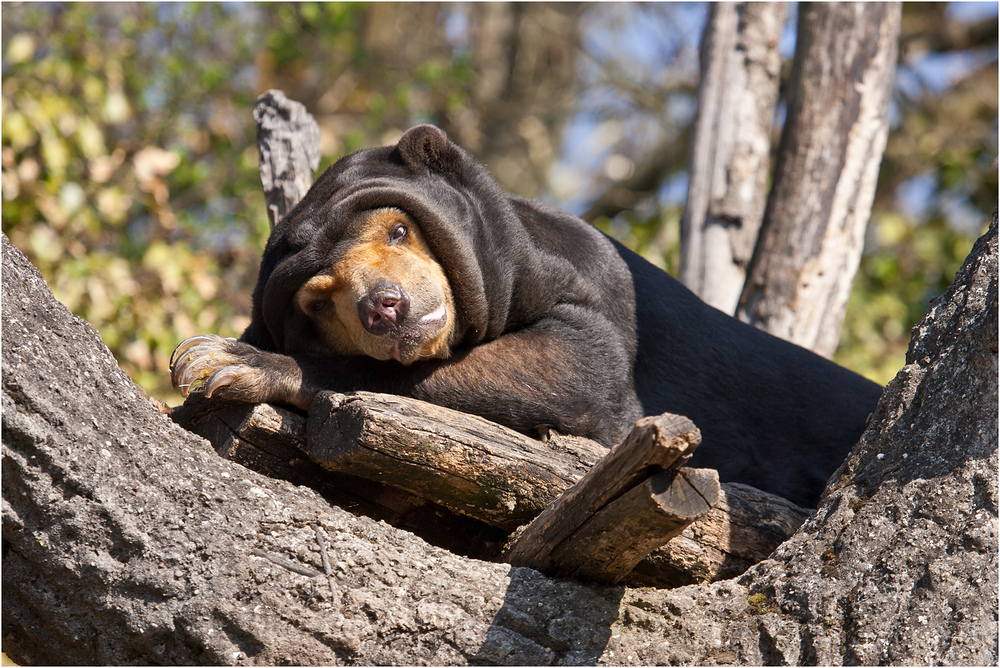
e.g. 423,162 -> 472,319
171,124 -> 882,507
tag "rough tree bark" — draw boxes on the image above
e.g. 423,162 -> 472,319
679,2 -> 786,314
253,90 -> 321,229
3,208 -> 995,664
737,3 -> 901,357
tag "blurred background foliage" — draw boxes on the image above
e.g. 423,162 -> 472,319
2,2 -> 996,404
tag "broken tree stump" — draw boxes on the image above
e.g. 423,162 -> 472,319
501,414 -> 719,583
254,89 -> 321,228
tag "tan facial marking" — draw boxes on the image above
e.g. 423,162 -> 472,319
294,208 -> 455,363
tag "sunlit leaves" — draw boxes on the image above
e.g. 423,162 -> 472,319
5,33 -> 35,64
2,3 -> 266,404
1,2 -> 995,404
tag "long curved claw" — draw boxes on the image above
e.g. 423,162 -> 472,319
169,334 -> 238,369
204,366 -> 244,398
171,339 -> 234,396
170,334 -> 222,370
173,353 -> 219,397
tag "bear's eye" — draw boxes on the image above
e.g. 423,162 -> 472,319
306,299 -> 330,315
388,223 -> 408,244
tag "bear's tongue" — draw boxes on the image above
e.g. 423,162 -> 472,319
419,302 -> 447,324
384,304 -> 448,364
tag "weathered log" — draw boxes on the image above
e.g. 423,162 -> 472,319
253,89 -> 321,228
172,398 -> 511,560
501,413 -> 699,563
540,467 -> 720,584
304,391 -> 607,532
309,403 -> 722,583
173,399 -> 311,484
176,395 -> 809,585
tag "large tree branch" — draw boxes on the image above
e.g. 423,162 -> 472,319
173,391 -> 808,588
3,86 -> 995,664
3,210 -> 995,664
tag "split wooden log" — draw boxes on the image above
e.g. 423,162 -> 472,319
501,414 -> 720,583
543,467 -> 720,583
173,393 -> 809,586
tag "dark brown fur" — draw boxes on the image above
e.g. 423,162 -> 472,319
171,124 -> 883,507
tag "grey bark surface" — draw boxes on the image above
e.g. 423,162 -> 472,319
174,392 -> 806,587
679,2 -> 786,314
254,89 -> 321,228
3,211 -> 996,665
737,3 -> 902,357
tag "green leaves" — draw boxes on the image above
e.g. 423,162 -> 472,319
2,3 -> 994,402
2,4 -> 267,404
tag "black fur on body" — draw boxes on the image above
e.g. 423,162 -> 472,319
171,124 -> 882,507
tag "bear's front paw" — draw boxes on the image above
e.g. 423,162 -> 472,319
169,334 -> 269,403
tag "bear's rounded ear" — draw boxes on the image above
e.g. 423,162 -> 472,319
397,124 -> 457,173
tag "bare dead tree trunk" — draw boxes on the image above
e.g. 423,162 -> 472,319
736,3 -> 901,357
680,2 -> 787,314
253,90 -> 321,229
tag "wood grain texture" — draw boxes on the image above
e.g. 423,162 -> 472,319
304,391 -> 607,531
501,413 -> 706,576
550,467 -> 720,584
629,481 -> 811,587
174,391 -> 811,585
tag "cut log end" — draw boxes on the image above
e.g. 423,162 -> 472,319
501,414 -> 717,584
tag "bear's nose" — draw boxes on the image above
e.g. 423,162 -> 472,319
357,283 -> 410,335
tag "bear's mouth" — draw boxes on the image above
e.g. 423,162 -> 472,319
381,302 -> 450,364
